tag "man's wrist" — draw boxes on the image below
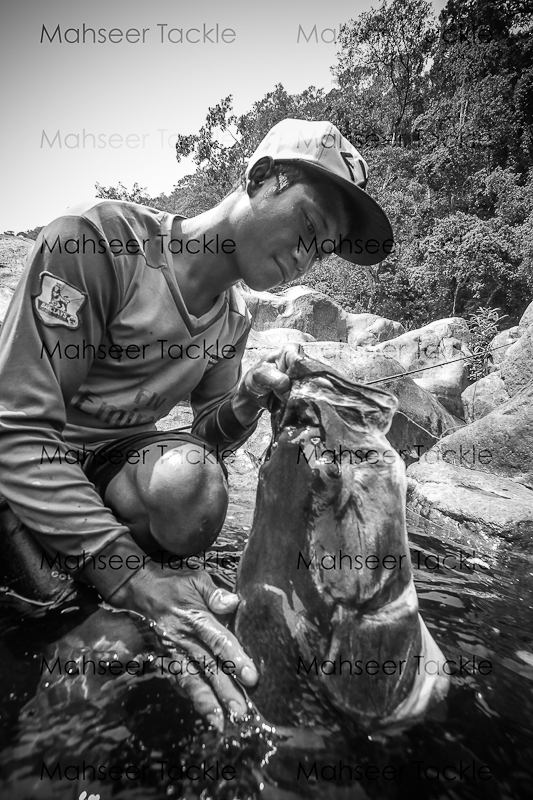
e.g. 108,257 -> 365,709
78,535 -> 151,603
231,391 -> 265,427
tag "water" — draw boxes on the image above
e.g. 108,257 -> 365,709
1,455 -> 533,800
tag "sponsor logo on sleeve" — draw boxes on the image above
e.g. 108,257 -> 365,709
34,272 -> 86,329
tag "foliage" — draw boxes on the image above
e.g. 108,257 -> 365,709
95,181 -> 153,204
91,0 -> 533,328
466,306 -> 508,380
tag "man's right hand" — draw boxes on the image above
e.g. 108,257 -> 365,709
109,563 -> 258,731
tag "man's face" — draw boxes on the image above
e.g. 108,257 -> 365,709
229,174 -> 350,291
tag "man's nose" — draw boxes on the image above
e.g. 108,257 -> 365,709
290,239 -> 317,276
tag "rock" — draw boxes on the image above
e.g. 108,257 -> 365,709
241,289 -> 282,330
246,328 -> 315,347
364,318 -> 472,417
407,460 -> 533,543
415,380 -> 533,490
339,348 -> 461,465
346,312 -> 405,347
344,312 -> 381,337
242,286 -> 346,341
0,235 -> 34,292
383,374 -> 462,465
518,300 -> 533,334
0,287 -> 14,328
488,327 -> 520,369
500,324 -> 533,397
461,372 -> 510,422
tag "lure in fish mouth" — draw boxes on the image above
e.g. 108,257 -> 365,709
235,354 -> 449,728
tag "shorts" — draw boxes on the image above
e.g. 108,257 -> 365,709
82,427 -> 229,498
0,427 -> 229,608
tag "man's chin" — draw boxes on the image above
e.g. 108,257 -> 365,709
245,274 -> 284,292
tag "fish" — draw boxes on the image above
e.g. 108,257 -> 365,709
235,353 -> 449,728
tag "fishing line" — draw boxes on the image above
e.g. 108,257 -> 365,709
363,340 -> 511,386
394,409 -> 463,442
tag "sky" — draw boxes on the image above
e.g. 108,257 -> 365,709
0,0 -> 447,232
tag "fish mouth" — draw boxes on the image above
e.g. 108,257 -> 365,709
269,354 -> 399,440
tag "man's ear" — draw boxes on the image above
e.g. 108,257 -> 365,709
246,156 -> 275,197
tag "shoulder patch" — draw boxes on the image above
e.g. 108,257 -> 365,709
33,272 -> 86,329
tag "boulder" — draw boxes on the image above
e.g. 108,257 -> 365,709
344,312 -> 381,337
242,286 -> 346,341
488,327 -> 520,370
500,324 -> 533,397
246,328 -> 315,348
0,287 -> 14,328
407,460 -> 533,543
518,300 -> 533,334
461,371 -> 510,422
413,379 -> 533,490
364,318 -> 472,417
346,313 -> 405,347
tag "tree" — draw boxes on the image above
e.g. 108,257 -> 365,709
333,0 -> 436,146
95,181 -> 153,204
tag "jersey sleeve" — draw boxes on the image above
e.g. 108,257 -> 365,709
0,214 -> 133,569
190,317 -> 262,452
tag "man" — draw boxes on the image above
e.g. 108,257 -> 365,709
0,118 -> 393,729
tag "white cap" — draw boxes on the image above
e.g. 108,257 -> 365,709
245,118 -> 394,266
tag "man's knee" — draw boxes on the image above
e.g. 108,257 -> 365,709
142,443 -> 229,555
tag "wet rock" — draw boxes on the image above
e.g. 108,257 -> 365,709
439,380 -> 533,489
365,318 -> 472,417
407,460 -> 533,542
406,379 -> 533,538
461,372 -> 510,422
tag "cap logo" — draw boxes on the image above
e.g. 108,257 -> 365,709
340,151 -> 368,188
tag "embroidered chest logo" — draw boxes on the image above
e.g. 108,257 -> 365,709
34,272 -> 86,329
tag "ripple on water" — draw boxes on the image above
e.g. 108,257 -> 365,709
1,495 -> 533,799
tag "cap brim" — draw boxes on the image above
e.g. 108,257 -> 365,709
274,158 -> 394,267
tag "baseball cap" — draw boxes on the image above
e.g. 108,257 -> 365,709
245,118 -> 394,266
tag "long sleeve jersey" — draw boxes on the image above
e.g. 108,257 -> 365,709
0,198 -> 255,563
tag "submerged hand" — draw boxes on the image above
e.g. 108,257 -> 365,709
113,565 -> 258,731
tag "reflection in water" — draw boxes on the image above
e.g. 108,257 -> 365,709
0,458 -> 532,800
